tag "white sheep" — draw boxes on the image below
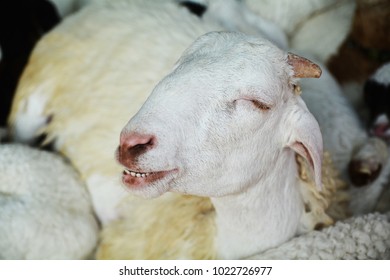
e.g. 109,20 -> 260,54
174,1 -> 390,213
48,0 -> 98,17
97,32 -> 389,259
6,0 -> 387,259
9,0 -> 387,220
0,144 -> 99,259
104,30 -> 338,259
245,0 -> 356,63
181,0 -> 289,49
8,0 -> 291,225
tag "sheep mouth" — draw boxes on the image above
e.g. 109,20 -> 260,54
122,168 -> 177,188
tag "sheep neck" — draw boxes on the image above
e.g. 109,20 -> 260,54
210,151 -> 303,259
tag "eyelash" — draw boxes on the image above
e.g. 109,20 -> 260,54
250,100 -> 271,111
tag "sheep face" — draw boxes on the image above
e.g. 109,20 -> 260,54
118,32 -> 323,199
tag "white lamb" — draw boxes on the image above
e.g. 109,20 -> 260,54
9,0 -> 386,220
6,0 -> 389,259
8,0 -> 291,225
0,144 -> 99,259
98,31 -> 389,259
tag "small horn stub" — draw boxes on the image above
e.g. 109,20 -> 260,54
287,53 -> 322,78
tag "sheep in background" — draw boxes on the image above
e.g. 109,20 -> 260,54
295,54 -> 390,215
364,62 -> 390,143
328,0 -> 390,85
245,0 -> 356,63
0,144 -> 99,259
178,0 -> 288,49
48,0 -> 101,17
0,0 -> 61,142
361,62 -> 390,214
327,61 -> 390,214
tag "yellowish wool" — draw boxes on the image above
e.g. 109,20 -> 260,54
297,152 -> 349,233
97,193 -> 216,260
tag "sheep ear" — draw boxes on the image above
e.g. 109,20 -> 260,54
287,53 -> 322,78
286,108 -> 323,190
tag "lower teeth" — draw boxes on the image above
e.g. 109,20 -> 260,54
124,169 -> 149,177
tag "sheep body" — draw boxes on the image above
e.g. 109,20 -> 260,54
245,0 -> 356,62
0,144 -> 99,259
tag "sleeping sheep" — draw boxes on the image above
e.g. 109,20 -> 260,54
5,0 -> 389,258
97,31 -> 387,259
7,0 -> 291,225
0,144 -> 99,259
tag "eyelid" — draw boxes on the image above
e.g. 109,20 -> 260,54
250,100 -> 272,111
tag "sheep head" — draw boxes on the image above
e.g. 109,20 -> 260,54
117,31 -> 323,199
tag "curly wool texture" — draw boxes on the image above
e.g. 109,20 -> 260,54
297,152 -> 350,234
0,144 -> 99,259
252,212 -> 390,260
96,152 -> 347,260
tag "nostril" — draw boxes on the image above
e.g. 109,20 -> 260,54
142,137 -> 155,148
120,133 -> 156,160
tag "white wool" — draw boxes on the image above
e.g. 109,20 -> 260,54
11,93 -> 49,144
198,0 -> 288,49
250,212 -> 390,260
245,0 -> 356,62
0,144 -> 99,259
48,0 -> 99,17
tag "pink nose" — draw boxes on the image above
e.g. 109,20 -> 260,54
119,133 -> 156,162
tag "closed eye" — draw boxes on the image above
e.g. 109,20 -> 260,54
250,100 -> 271,111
